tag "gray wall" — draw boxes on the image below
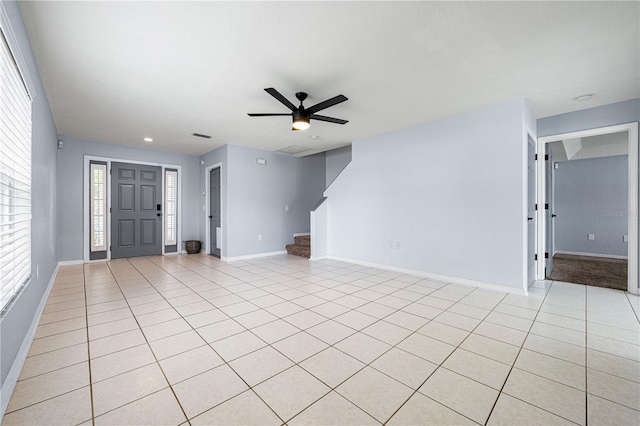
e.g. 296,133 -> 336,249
537,99 -> 640,137
57,137 -> 201,261
0,1 -> 59,389
296,153 -> 326,231
554,155 -> 628,257
325,145 -> 352,188
223,145 -> 325,258
199,144 -> 326,259
325,99 -> 531,290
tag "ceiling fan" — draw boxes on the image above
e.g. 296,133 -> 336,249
248,87 -> 348,131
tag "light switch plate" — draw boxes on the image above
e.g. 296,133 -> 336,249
623,235 -> 629,243
588,234 -> 595,241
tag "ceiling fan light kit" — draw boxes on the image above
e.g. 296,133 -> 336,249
248,87 -> 348,131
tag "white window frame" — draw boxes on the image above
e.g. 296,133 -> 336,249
0,23 -> 33,314
90,163 -> 107,252
164,169 -> 178,246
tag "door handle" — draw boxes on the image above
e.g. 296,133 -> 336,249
552,214 -> 557,218
527,217 -> 533,221
157,213 -> 162,217
208,215 -> 213,219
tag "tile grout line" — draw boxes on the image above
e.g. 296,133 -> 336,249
127,254 -> 536,424
125,256 -> 288,424
100,260 -> 193,425
480,282 -> 559,425
381,286 -> 514,425
81,265 -> 97,426
584,284 -> 588,426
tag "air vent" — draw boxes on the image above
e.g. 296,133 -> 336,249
276,145 -> 311,155
192,132 -> 212,139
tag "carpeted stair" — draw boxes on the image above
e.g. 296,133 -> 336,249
286,235 -> 311,258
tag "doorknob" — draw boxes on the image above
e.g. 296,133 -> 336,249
527,217 -> 533,221
157,213 -> 162,217
552,214 -> 557,218
208,215 -> 213,219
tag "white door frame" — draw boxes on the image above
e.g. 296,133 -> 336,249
204,163 -> 223,256
83,155 -> 183,263
536,123 -> 639,294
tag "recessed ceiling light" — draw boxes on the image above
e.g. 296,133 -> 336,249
143,137 -> 153,142
574,94 -> 593,102
309,135 -> 320,140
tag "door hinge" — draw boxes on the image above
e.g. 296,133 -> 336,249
545,154 -> 549,160
545,252 -> 549,259
535,204 -> 537,210
535,154 -> 538,161
109,207 -> 111,213
535,254 -> 538,261
545,203 -> 549,210
109,168 -> 112,175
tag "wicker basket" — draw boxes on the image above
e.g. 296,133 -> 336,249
185,240 -> 201,254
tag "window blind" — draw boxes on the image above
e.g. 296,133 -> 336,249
90,163 -> 107,252
165,170 -> 177,245
0,28 -> 32,313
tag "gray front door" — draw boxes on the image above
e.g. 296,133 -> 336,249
209,168 -> 221,257
111,162 -> 163,259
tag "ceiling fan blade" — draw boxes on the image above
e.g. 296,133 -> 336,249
264,88 -> 297,111
306,95 -> 348,114
310,114 -> 348,125
248,113 -> 292,116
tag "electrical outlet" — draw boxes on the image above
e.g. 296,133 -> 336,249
285,205 -> 289,211
36,264 -> 39,279
258,234 -> 263,241
588,234 -> 595,241
623,235 -> 629,243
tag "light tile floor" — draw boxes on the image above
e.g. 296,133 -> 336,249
4,254 -> 640,425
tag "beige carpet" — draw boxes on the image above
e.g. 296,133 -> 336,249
547,254 -> 627,290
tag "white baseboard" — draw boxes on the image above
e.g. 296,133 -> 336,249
58,259 -> 84,266
293,232 -> 310,237
554,250 -> 628,260
1,263 -> 60,421
310,255 -> 328,261
326,255 -> 528,296
222,250 -> 287,262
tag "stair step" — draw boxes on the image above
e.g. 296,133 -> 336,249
286,243 -> 310,258
294,235 -> 311,246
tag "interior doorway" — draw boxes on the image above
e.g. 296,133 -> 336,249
208,166 -> 222,258
537,123 -> 638,294
546,135 -> 629,290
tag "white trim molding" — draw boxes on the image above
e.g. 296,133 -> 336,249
326,255 -> 528,296
0,263 -> 59,421
222,250 -> 287,262
58,259 -> 84,266
293,232 -> 310,237
537,122 -> 639,295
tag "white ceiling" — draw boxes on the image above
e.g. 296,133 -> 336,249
18,1 -> 640,157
